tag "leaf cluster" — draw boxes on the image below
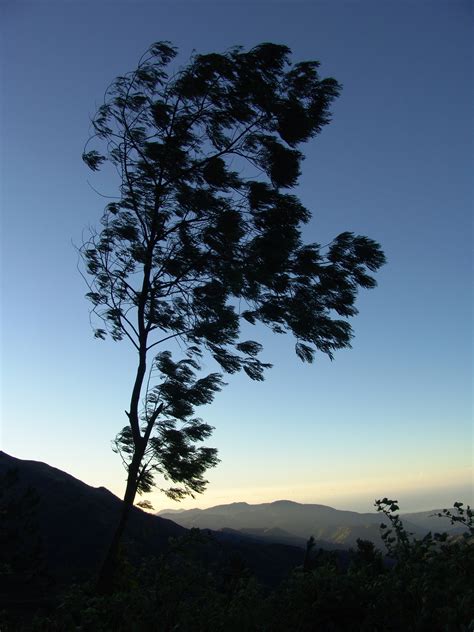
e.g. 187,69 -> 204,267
113,351 -> 222,502
81,40 -> 385,368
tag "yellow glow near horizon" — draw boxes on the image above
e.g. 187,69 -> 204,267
144,465 -> 473,513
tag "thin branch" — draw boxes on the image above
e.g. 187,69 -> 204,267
146,329 -> 194,352
87,180 -> 121,200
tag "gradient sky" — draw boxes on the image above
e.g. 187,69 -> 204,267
1,0 -> 472,513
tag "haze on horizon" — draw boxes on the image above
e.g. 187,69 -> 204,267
1,1 -> 472,516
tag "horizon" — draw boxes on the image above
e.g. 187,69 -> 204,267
1,2 -> 472,516
3,449 -> 469,516
156,496 -> 466,515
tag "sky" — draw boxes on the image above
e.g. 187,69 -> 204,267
1,0 -> 472,514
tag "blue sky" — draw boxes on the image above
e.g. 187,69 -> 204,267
1,0 -> 472,512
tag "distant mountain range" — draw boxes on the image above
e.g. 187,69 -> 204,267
0,450 -> 462,595
158,499 -> 462,549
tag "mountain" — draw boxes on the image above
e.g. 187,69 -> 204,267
0,451 -> 186,586
400,509 -> 462,534
159,499 -> 462,548
2,450 -> 462,597
0,452 -> 304,592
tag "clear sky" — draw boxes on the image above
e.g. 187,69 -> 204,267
1,0 -> 472,513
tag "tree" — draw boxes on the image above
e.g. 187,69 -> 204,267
81,41 -> 386,591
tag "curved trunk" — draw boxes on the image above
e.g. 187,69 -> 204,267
95,447 -> 144,594
96,242 -> 153,594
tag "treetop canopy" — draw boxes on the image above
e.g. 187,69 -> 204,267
82,40 -> 386,376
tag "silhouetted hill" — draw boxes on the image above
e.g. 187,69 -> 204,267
0,451 -> 185,586
0,453 -> 305,592
159,499 -> 462,548
2,451 -> 462,601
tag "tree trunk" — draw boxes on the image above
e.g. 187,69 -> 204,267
95,449 -> 143,594
95,338 -> 149,595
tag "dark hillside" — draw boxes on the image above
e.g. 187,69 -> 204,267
0,453 -> 305,593
1,453 -> 472,631
0,451 -> 185,586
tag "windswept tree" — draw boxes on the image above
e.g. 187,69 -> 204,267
81,41 -> 385,589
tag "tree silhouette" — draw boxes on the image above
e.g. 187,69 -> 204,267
81,41 -> 386,591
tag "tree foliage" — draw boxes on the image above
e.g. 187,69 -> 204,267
81,41 -> 386,506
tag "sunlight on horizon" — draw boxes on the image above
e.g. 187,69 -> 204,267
71,459 -> 472,514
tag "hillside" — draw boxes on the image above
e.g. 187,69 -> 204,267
1,450 -> 462,593
0,452 -> 304,592
1,452 -> 472,631
159,499 -> 463,548
0,451 -> 186,586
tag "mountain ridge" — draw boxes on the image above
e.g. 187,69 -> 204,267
0,452 -> 307,589
158,498 -> 462,548
1,450 -> 462,572
0,450 -> 186,585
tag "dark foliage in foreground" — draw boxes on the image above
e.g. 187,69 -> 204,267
2,501 -> 472,631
